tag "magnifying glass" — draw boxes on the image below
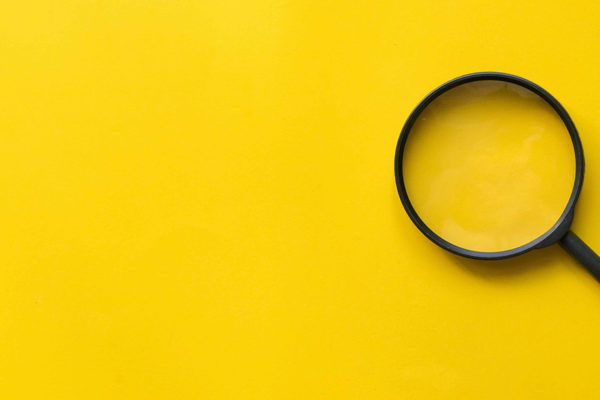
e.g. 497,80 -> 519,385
394,72 -> 600,280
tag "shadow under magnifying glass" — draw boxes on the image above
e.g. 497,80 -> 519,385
392,193 -> 572,283
443,244 -> 566,282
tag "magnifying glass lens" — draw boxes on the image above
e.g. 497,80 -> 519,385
402,81 -> 576,252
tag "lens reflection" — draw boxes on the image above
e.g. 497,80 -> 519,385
402,81 -> 576,252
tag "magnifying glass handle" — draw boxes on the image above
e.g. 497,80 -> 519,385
560,231 -> 600,282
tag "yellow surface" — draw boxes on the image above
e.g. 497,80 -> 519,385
2,0 -> 600,398
403,81 -> 575,252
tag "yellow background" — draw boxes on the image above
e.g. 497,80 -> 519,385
1,0 -> 600,398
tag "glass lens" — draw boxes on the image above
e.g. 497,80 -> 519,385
402,81 -> 576,252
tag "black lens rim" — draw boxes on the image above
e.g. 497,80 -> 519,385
394,71 -> 584,260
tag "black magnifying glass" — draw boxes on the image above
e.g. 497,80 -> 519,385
394,72 -> 600,280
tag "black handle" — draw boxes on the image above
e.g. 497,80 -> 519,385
560,231 -> 600,282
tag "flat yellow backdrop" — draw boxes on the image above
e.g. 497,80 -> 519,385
1,0 -> 600,398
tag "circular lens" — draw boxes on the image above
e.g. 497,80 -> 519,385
402,80 -> 576,253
